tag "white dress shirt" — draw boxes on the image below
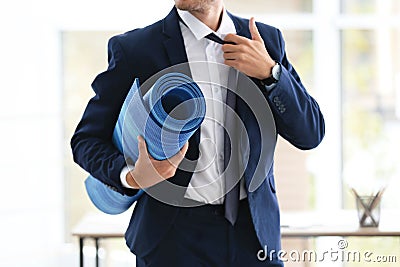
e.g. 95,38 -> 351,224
178,9 -> 247,204
121,9 -> 247,204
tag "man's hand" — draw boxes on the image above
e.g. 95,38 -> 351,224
222,17 -> 275,80
126,136 -> 189,189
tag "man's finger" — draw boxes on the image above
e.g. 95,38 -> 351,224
224,33 -> 249,45
180,141 -> 189,155
222,43 -> 241,53
224,59 -> 240,70
137,136 -> 149,157
249,17 -> 262,42
223,50 -> 243,59
169,142 -> 189,166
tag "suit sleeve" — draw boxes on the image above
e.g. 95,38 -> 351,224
70,36 -> 139,196
263,29 -> 325,150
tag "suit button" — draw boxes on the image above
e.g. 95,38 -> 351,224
273,96 -> 280,104
213,86 -> 220,93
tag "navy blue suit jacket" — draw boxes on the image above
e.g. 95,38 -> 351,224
71,7 -> 325,257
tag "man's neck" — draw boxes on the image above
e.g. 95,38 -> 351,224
189,4 -> 224,31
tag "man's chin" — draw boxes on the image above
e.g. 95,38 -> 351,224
175,4 -> 190,11
174,1 -> 188,10
174,0 -> 213,13
175,6 -> 188,11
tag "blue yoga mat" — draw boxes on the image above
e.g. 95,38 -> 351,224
85,73 -> 206,214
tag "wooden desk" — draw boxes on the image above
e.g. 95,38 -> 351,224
72,210 -> 400,267
72,212 -> 131,267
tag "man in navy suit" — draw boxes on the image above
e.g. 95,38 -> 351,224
71,0 -> 325,266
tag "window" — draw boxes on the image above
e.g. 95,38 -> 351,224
225,0 -> 313,14
342,0 -> 375,13
340,4 -> 400,210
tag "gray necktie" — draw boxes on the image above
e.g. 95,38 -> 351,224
205,32 -> 235,45
223,67 -> 240,225
205,33 -> 241,225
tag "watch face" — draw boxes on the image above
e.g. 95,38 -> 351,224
272,64 -> 281,80
261,63 -> 281,87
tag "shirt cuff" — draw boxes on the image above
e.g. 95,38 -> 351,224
263,82 -> 278,92
120,165 -> 136,189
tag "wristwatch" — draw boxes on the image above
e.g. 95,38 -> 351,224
260,61 -> 281,87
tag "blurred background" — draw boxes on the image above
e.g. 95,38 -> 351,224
0,0 -> 399,266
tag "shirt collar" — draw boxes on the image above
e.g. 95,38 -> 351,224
177,8 -> 236,41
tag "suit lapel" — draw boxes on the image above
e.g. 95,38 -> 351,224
228,12 -> 247,38
162,8 -> 190,70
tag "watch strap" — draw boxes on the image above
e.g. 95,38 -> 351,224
260,62 -> 281,86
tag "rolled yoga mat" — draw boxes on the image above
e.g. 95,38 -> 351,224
85,73 -> 206,214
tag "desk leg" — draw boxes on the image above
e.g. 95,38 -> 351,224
95,238 -> 99,267
79,237 -> 84,267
